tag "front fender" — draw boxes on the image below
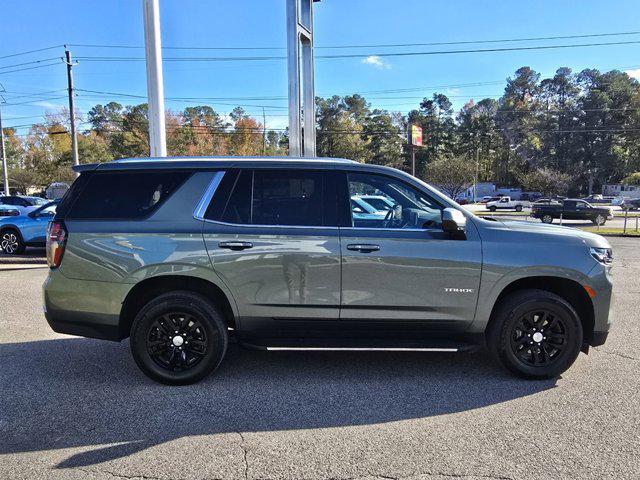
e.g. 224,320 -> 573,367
469,265 -> 592,333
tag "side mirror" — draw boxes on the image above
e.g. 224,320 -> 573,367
441,208 -> 467,236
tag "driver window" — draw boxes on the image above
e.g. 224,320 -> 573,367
347,172 -> 443,229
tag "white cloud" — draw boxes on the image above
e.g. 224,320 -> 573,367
625,68 -> 640,80
362,55 -> 391,70
34,101 -> 64,109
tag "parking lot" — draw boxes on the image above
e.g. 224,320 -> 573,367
0,237 -> 638,480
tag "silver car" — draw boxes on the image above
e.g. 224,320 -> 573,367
43,157 -> 613,384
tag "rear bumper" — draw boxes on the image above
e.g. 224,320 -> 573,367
43,269 -> 130,342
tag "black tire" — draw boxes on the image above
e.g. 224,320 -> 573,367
487,289 -> 583,379
515,205 -> 523,212
130,291 -> 228,385
0,228 -> 26,255
592,215 -> 606,225
489,206 -> 497,212
541,214 -> 553,224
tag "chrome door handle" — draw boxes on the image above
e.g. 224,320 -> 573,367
346,244 -> 380,253
218,241 -> 253,251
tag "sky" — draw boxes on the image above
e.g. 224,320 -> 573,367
1,0 -> 639,135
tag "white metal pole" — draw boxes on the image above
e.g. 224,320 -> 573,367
142,0 -> 167,157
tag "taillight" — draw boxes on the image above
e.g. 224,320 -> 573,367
46,221 -> 67,268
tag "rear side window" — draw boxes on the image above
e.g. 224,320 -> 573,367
207,169 -> 335,227
66,171 -> 191,220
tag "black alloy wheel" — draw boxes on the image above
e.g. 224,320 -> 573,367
487,289 -> 583,379
146,312 -> 209,372
130,291 -> 228,385
509,309 -> 567,367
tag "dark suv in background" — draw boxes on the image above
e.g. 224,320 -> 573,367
43,157 -> 613,384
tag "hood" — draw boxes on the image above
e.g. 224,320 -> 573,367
487,218 -> 610,248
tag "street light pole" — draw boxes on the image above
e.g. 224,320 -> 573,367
142,0 -> 167,157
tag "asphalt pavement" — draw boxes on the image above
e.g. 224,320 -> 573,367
0,238 -> 638,480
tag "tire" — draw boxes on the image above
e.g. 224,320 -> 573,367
489,206 -> 497,212
592,215 -> 606,225
515,205 -> 523,212
0,229 -> 26,255
541,214 -> 553,224
487,289 -> 583,379
130,291 -> 229,385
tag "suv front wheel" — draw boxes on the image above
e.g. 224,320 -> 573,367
487,289 -> 583,379
130,291 -> 229,385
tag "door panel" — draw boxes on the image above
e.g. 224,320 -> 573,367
204,224 -> 341,335
338,169 -> 482,334
339,227 -> 482,329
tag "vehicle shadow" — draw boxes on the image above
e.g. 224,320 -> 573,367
0,338 -> 556,469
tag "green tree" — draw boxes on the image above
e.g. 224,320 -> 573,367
424,155 -> 475,199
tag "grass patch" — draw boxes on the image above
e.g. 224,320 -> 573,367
580,227 -> 640,237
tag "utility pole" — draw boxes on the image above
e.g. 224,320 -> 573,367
262,107 -> 267,155
143,0 -> 167,157
473,147 -> 480,202
64,49 -> 79,167
0,100 -> 9,195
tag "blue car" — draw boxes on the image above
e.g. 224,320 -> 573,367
0,201 -> 58,254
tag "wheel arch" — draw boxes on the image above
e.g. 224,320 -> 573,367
486,276 -> 595,346
119,275 -> 237,340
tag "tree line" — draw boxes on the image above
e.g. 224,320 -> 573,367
2,65 -> 640,197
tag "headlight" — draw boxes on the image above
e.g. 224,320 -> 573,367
590,247 -> 613,265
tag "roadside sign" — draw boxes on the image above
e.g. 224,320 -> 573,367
410,124 -> 423,146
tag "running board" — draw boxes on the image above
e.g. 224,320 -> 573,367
264,346 -> 459,352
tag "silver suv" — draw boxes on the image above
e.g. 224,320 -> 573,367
43,157 -> 613,384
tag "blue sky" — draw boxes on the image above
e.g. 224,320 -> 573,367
1,0 -> 639,134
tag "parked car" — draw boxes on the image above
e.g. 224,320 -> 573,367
581,195 -> 615,204
622,198 -> 640,211
0,205 -> 21,217
352,194 -> 394,212
485,196 -> 530,212
533,198 -> 562,206
350,195 -> 390,222
43,157 -> 613,385
0,201 -> 58,254
0,195 -> 48,216
531,199 -> 613,224
520,192 -> 542,201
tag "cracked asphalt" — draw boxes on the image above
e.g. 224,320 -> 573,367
0,238 -> 638,480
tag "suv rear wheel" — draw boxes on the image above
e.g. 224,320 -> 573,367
487,289 -> 583,379
0,229 -> 25,255
130,291 -> 228,385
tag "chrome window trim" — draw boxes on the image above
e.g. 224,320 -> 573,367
193,171 -> 226,220
202,217 -> 340,231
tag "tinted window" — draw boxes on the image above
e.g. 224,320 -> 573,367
347,172 -> 443,229
252,170 -> 324,226
66,171 -> 190,220
221,170 -> 252,224
213,169 -> 330,226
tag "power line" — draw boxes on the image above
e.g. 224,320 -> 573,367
72,39 -> 640,64
0,45 -> 64,61
0,62 -> 61,76
0,57 -> 61,71
65,29 -> 640,51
